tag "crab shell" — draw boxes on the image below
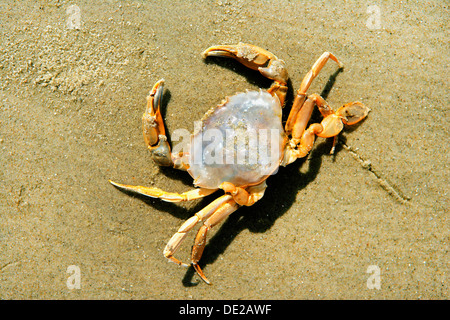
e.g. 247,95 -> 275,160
187,90 -> 287,189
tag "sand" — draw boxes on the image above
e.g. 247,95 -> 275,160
0,0 -> 448,299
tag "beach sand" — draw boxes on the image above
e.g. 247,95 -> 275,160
0,0 -> 448,299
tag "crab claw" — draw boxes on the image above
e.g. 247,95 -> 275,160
202,43 -> 276,69
142,79 -> 174,167
143,79 -> 165,147
202,42 -> 288,85
336,102 -> 371,125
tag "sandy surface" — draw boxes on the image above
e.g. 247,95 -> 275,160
0,0 -> 448,299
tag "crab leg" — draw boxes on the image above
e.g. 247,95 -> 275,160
290,94 -> 332,142
285,52 -> 343,135
202,43 -> 289,106
108,180 -> 218,202
220,181 -> 267,206
282,94 -> 369,165
189,181 -> 268,284
162,195 -> 234,267
191,198 -> 239,284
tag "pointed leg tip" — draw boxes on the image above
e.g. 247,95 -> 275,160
201,276 -> 212,285
108,179 -> 119,186
192,263 -> 212,285
109,180 -> 131,192
334,57 -> 344,69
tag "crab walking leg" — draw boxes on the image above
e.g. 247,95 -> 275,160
281,95 -> 332,164
303,94 -> 342,154
202,43 -> 289,106
290,96 -> 316,146
191,198 -> 240,284
285,52 -> 343,135
108,180 -> 217,202
163,195 -> 234,266
295,94 -> 369,143
283,95 -> 341,164
220,181 -> 267,206
282,95 -> 370,165
291,94 -> 336,142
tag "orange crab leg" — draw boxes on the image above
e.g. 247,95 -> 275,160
219,181 -> 267,206
282,94 -> 370,165
108,180 -> 218,202
189,181 -> 267,283
191,198 -> 239,284
291,94 -> 335,142
285,52 -> 343,135
162,195 -> 234,266
202,43 -> 278,70
162,181 -> 268,284
143,79 -> 165,146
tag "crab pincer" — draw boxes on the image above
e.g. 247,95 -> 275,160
202,42 -> 289,105
142,79 -> 174,167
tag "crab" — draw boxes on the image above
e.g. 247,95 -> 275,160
109,43 -> 370,284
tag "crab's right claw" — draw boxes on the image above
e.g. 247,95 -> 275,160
202,42 -> 288,85
336,102 -> 371,125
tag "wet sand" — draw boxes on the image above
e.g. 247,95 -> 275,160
0,1 -> 448,299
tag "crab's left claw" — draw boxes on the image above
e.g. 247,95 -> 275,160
202,42 -> 288,84
202,43 -> 275,69
202,43 -> 289,105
